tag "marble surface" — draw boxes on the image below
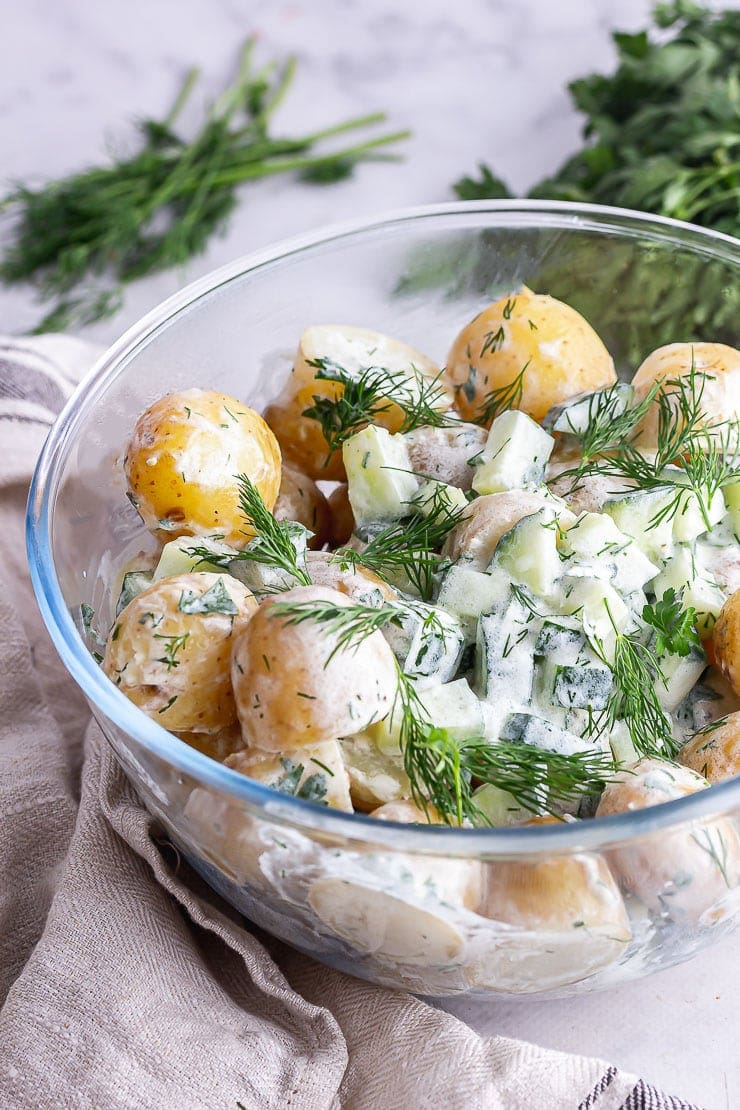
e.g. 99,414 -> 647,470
1,1 -> 738,1106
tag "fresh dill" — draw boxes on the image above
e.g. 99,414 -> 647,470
301,358 -> 452,461
189,474 -> 311,587
268,597 -> 406,662
642,589 -> 702,658
153,632 -> 190,672
394,671 -> 614,825
178,577 -> 238,616
333,489 -> 465,600
476,364 -> 528,426
0,40 -> 409,332
556,381 -> 661,483
274,758 -> 329,805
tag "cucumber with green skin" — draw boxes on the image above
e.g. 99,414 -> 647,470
472,410 -> 554,495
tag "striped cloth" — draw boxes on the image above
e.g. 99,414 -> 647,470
0,337 -> 704,1110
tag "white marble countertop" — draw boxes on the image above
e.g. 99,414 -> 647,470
1,1 -> 738,1106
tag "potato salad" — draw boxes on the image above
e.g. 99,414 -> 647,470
103,287 -> 740,868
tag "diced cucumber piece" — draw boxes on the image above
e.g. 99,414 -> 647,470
551,664 -> 612,711
609,720 -> 640,766
343,425 -> 418,525
383,603 -> 465,687
115,570 -> 153,615
723,481 -> 740,540
436,564 -> 511,640
472,410 -> 554,495
411,478 -> 468,518
371,678 -> 484,753
500,712 -> 590,756
228,522 -> 310,594
561,578 -> 629,660
472,782 -> 533,827
475,596 -> 536,706
542,383 -> 634,434
534,618 -> 586,662
153,536 -> 237,580
603,488 -> 676,560
652,546 -> 726,634
656,644 -> 707,712
664,477 -> 726,543
560,512 -> 659,594
492,509 -> 562,600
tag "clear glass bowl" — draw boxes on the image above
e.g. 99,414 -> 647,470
28,201 -> 740,999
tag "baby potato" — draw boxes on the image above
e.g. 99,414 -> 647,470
305,550 -> 397,604
226,739 -> 353,812
596,759 -> 740,924
341,734 -> 412,811
264,324 -> 445,482
326,484 -> 355,547
442,490 -> 554,570
125,388 -> 281,546
444,287 -> 616,424
404,423 -> 488,490
469,832 -> 631,992
679,713 -> 740,784
231,585 -> 398,751
273,464 -> 330,549
712,590 -> 740,696
174,722 -> 245,762
104,572 -> 256,731
370,799 -> 446,824
631,342 -> 740,447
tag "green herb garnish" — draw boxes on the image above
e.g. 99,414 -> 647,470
274,758 -> 329,805
476,364 -> 528,426
268,597 -> 405,662
302,358 -> 452,461
178,577 -> 238,616
153,632 -> 190,672
0,40 -> 409,332
642,589 -> 703,658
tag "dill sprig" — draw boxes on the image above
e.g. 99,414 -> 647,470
268,597 -> 405,662
333,489 -> 465,600
555,381 -> 662,484
475,363 -> 528,426
301,358 -> 452,461
395,671 -> 614,825
0,40 -> 409,332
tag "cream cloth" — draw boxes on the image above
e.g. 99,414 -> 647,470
0,337 -> 702,1110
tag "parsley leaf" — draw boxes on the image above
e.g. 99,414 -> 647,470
642,588 -> 703,658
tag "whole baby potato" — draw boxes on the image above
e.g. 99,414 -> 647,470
596,759 -> 740,924
273,464 -> 331,549
231,585 -> 398,751
104,572 -> 257,731
709,591 -> 740,697
305,550 -> 397,604
679,712 -> 740,784
264,324 -> 446,482
404,423 -> 488,490
226,739 -> 353,812
444,287 -> 616,424
125,388 -> 281,546
631,342 -> 740,447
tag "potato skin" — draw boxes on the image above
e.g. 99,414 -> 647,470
326,484 -> 355,547
404,423 -> 488,490
442,490 -> 553,570
104,572 -> 257,731
711,590 -> 740,696
679,712 -> 740,783
231,585 -> 398,751
226,740 -> 353,811
305,551 -> 397,604
264,325 -> 444,481
444,288 -> 615,424
596,759 -> 740,922
632,342 -> 740,446
125,388 -> 281,546
273,464 -> 330,549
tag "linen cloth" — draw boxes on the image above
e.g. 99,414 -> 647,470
0,335 -> 704,1110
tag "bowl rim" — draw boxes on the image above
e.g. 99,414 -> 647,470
26,198 -> 740,856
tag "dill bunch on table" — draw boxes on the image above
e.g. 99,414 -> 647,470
0,40 -> 409,332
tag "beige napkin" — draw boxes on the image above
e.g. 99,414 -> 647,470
0,336 -> 703,1110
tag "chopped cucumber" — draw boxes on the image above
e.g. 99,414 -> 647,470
560,512 -> 659,594
492,509 -> 562,601
542,383 -> 634,435
561,578 -> 630,660
472,782 -> 533,827
551,664 -> 613,711
603,488 -> 676,560
500,712 -> 590,756
534,618 -> 586,662
472,410 -> 554,495
153,536 -> 237,580
435,564 -> 511,640
652,546 -> 726,634
411,478 -> 468,518
115,570 -> 152,615
475,595 -> 536,706
371,678 -> 484,753
609,720 -> 640,766
343,425 -> 418,525
656,468 -> 727,543
229,522 -> 310,594
383,603 -> 465,687
656,644 -> 707,712
723,481 -> 740,540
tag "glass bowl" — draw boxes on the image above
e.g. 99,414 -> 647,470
27,201 -> 740,999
